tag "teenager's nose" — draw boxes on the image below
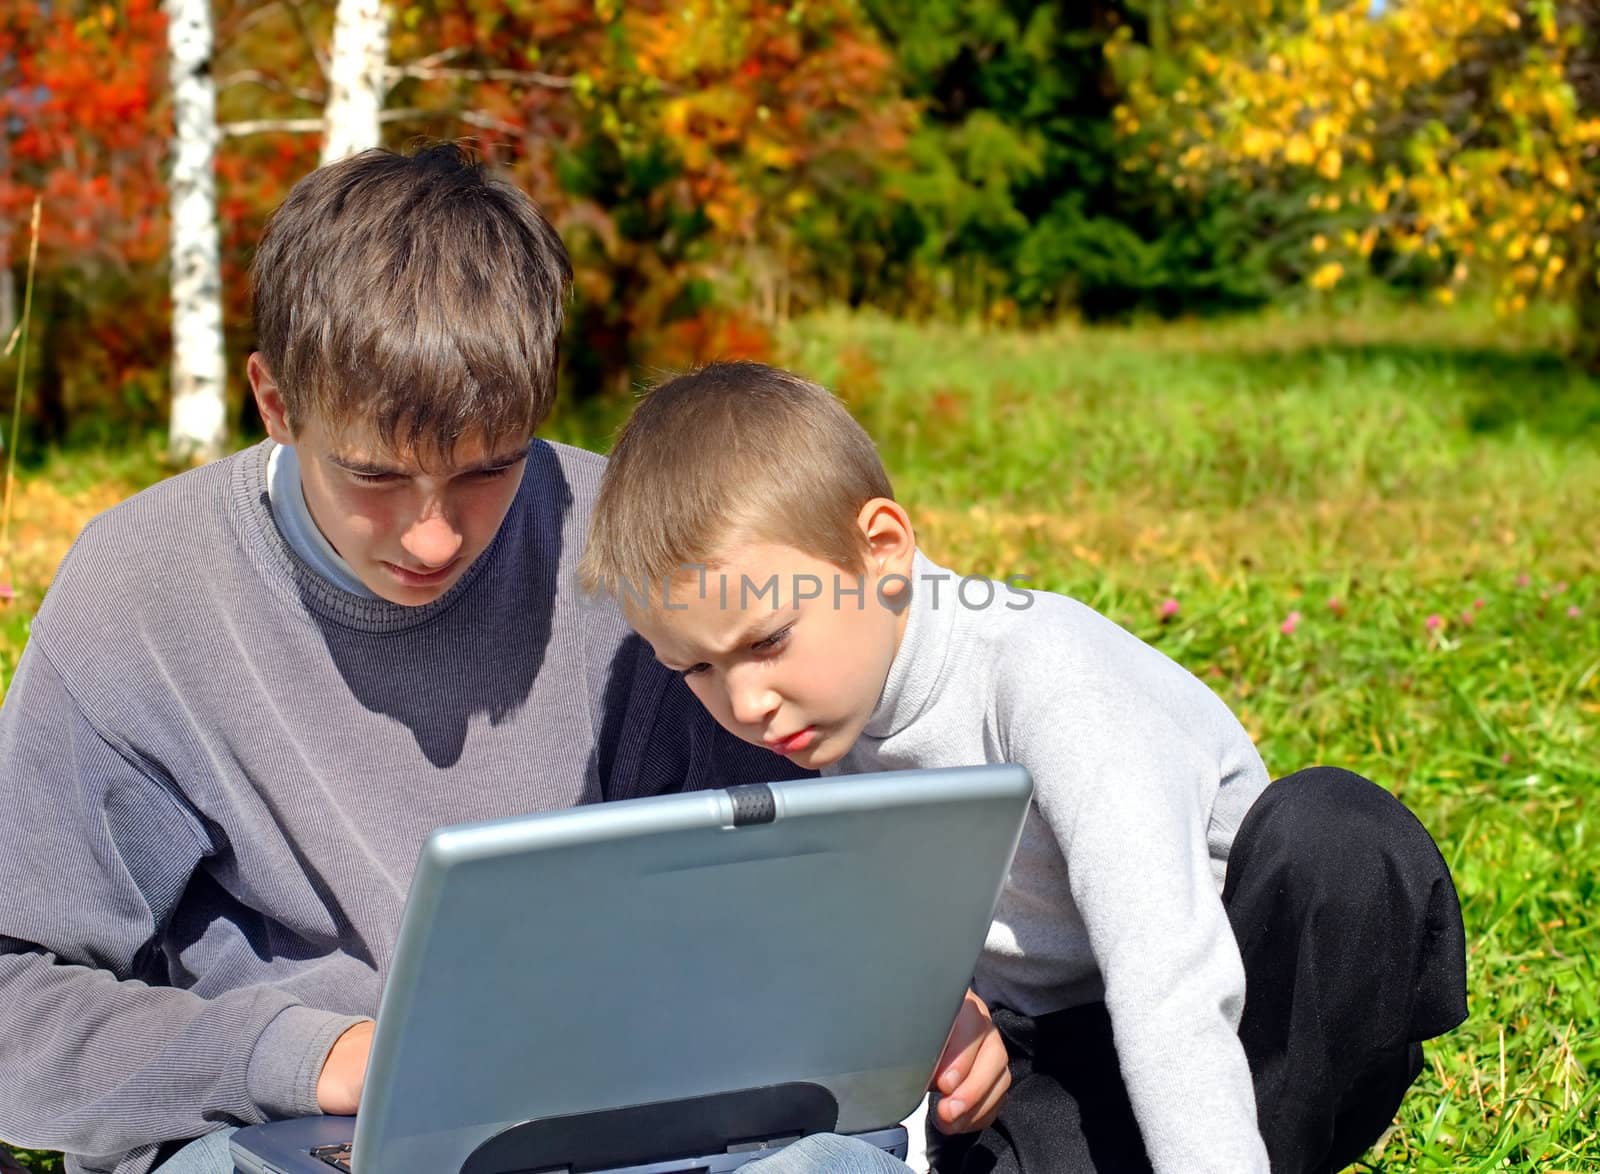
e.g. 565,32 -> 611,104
400,509 -> 464,568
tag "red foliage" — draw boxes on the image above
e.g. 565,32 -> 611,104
656,309 -> 776,372
2,0 -> 910,428
1,0 -> 168,271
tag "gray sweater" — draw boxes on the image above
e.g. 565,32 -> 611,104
0,441 -> 778,1174
827,554 -> 1272,1173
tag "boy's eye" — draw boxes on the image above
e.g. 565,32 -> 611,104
751,624 -> 793,653
681,663 -> 711,678
472,464 -> 517,480
348,471 -> 398,485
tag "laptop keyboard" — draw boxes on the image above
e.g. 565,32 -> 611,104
310,1142 -> 353,1172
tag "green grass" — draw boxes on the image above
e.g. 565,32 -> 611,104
2,303 -> 1597,1170
777,303 -> 1600,1171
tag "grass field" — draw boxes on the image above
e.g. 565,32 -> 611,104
2,303 -> 1597,1170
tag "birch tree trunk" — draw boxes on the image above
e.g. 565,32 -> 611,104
164,0 -> 228,463
322,0 -> 391,163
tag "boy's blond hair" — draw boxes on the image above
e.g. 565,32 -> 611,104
580,361 -> 893,600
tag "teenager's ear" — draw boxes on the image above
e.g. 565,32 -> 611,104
248,352 -> 294,445
857,498 -> 915,579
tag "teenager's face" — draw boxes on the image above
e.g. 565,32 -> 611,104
249,354 -> 528,606
626,512 -> 914,770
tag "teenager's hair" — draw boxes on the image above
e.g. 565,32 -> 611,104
251,143 -> 572,456
580,361 -> 894,599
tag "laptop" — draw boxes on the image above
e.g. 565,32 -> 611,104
230,764 -> 1033,1174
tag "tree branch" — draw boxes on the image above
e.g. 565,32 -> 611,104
373,106 -> 527,135
217,69 -> 326,105
221,117 -> 325,137
221,105 -> 519,138
377,106 -> 435,123
391,64 -> 573,89
404,46 -> 467,71
457,108 -> 527,134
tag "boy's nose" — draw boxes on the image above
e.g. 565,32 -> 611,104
400,512 -> 464,568
727,678 -> 779,728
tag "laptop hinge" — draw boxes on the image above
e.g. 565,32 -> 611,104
459,1082 -> 837,1174
725,784 -> 776,827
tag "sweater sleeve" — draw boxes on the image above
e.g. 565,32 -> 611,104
1004,673 -> 1270,1174
0,642 -> 359,1157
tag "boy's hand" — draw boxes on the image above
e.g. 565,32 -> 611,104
316,1020 -> 375,1115
929,989 -> 1010,1134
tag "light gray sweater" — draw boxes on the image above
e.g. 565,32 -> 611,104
827,554 -> 1272,1173
0,440 -> 783,1174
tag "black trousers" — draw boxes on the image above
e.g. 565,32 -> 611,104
928,767 -> 1469,1174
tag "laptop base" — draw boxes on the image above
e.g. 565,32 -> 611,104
230,1116 -> 909,1174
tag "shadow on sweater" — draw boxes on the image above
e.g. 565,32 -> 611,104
301,443 -> 568,769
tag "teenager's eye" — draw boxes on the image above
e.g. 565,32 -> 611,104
348,471 -> 398,485
472,464 -> 517,481
752,624 -> 793,654
681,663 -> 711,679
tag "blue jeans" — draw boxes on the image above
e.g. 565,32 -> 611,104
743,1133 -> 911,1172
151,1127 -> 910,1173
150,1128 -> 236,1173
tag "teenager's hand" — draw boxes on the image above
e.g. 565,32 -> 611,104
316,1020 -> 375,1115
929,989 -> 1010,1134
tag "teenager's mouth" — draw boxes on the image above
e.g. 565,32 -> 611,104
765,727 -> 816,755
382,559 -> 461,588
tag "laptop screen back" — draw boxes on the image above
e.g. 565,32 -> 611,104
351,765 -> 1033,1174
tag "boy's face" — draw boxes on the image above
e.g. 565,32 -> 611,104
250,354 -> 529,606
626,520 -> 913,770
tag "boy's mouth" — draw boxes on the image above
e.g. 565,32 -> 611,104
765,727 -> 816,755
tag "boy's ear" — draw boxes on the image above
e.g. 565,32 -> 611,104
247,352 -> 294,445
857,498 -> 915,577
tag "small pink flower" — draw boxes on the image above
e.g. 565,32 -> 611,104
1568,605 -> 1582,619
1159,598 -> 1180,620
1459,610 -> 1475,626
1280,610 -> 1302,635
1473,597 -> 1485,610
1425,614 -> 1444,631
1500,752 -> 1513,764
0,582 -> 12,602
1554,581 -> 1568,595
1327,597 -> 1345,615
1516,574 -> 1530,588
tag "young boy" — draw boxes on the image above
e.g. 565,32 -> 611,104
0,150 -> 984,1174
580,361 -> 1469,1174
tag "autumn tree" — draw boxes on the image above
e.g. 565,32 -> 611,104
0,0 -> 169,444
856,0 -> 1283,321
1113,0 -> 1600,366
373,0 -> 912,393
4,0 -> 912,443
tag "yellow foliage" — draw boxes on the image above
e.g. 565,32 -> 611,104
1111,0 -> 1598,312
1284,134 -> 1315,165
1309,261 -> 1344,290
